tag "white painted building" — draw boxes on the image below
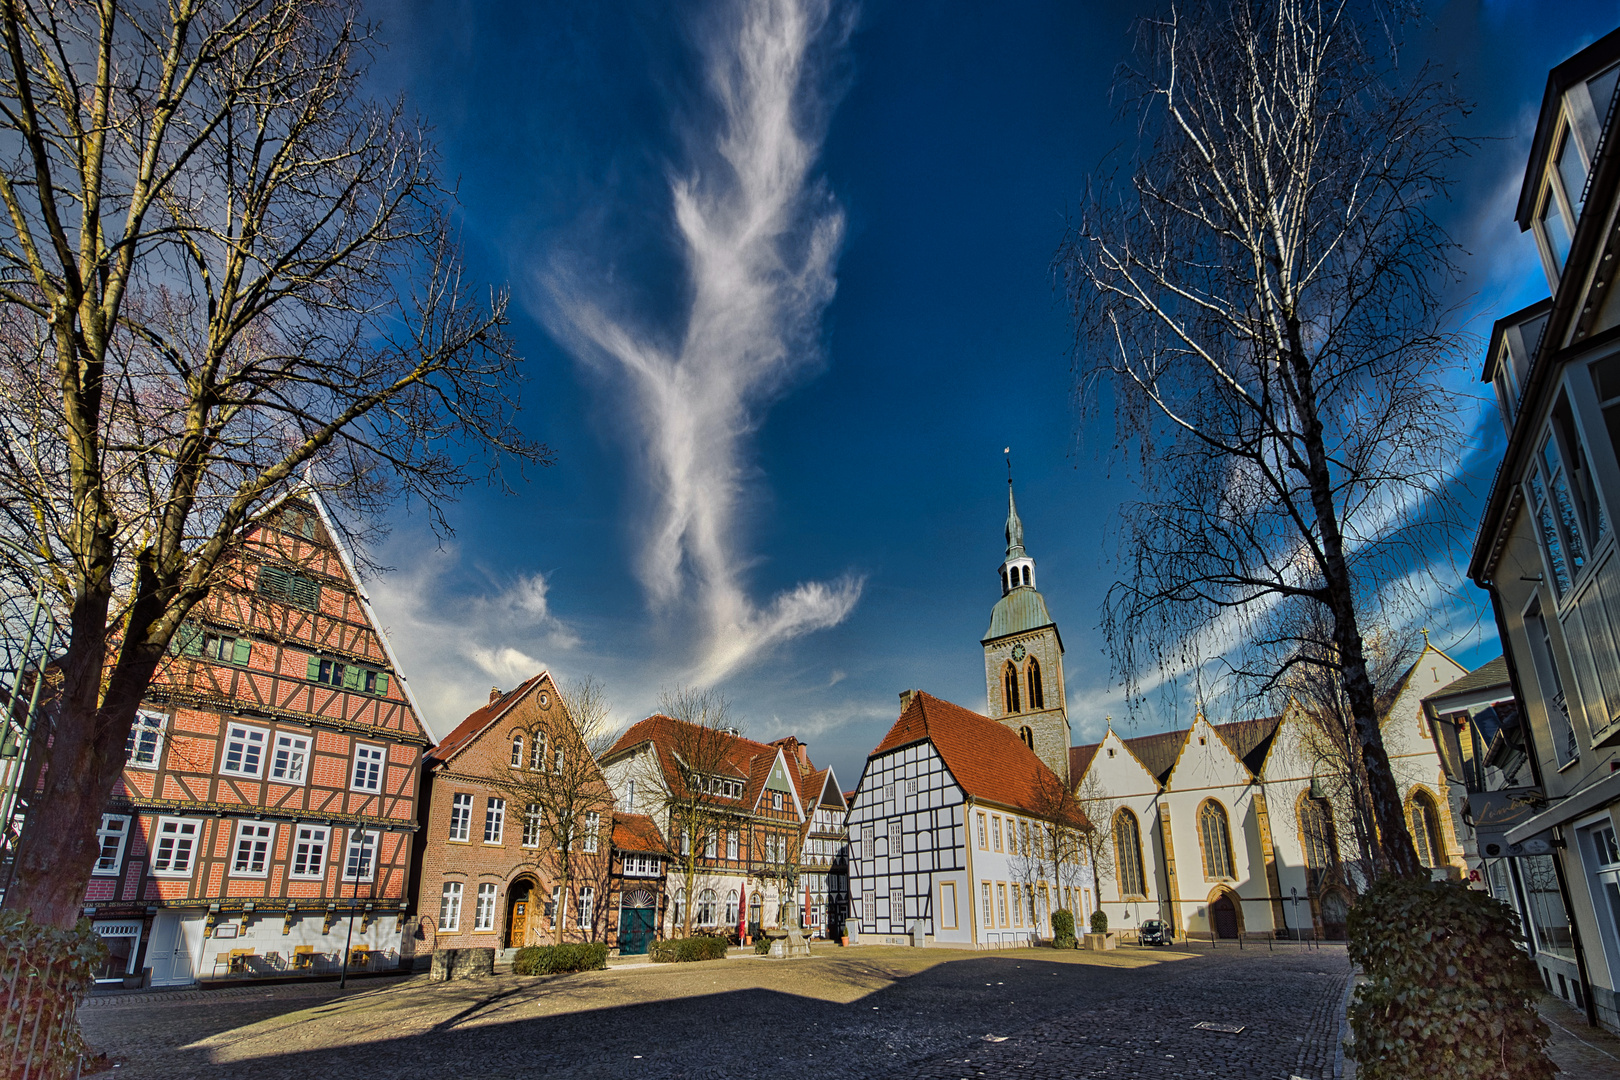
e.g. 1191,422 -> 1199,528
846,691 -> 1091,948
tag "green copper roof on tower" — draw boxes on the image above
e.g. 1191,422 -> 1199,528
1005,471 -> 1027,560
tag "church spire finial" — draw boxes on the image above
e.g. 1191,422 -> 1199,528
1004,447 -> 1027,560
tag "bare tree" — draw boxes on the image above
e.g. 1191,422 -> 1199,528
1056,0 -> 1470,879
636,687 -> 742,938
1019,768 -> 1089,918
0,0 -> 548,926
479,678 -> 617,945
1071,770 -> 1118,911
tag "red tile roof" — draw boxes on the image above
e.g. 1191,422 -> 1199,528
612,812 -> 668,855
870,692 -> 1085,826
427,671 -> 550,766
605,714 -> 813,816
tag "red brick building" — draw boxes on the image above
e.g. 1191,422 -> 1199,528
84,492 -> 431,986
413,672 -> 619,955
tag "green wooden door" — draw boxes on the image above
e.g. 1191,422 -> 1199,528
619,904 -> 655,955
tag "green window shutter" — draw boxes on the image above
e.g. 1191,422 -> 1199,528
376,672 -> 389,695
257,565 -> 288,599
344,666 -> 361,690
231,637 -> 252,665
176,623 -> 203,656
307,654 -> 322,681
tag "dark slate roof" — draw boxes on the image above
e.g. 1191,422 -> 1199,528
1422,656 -> 1510,704
1069,744 -> 1099,781
1214,716 -> 1282,775
1122,729 -> 1188,784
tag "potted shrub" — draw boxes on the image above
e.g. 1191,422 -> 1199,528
1084,909 -> 1116,951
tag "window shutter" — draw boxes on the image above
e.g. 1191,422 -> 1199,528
231,637 -> 252,665
168,623 -> 203,657
306,655 -> 322,681
344,666 -> 361,690
376,672 -> 389,695
257,565 -> 288,599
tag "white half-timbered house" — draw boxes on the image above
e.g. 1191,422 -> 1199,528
847,691 -> 1089,948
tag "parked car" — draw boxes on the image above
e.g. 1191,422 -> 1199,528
1138,919 -> 1172,946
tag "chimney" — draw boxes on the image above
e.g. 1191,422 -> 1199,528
898,689 -> 918,712
795,742 -> 809,771
489,686 -> 502,703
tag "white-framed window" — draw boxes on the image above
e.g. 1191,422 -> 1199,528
510,732 -> 523,768
126,710 -> 167,769
772,791 -> 783,811
1527,392 -> 1609,600
940,881 -> 958,930
91,921 -> 142,983
439,882 -> 463,932
350,743 -> 385,792
151,817 -> 200,876
530,731 -> 547,771
554,748 -> 564,773
623,854 -> 661,876
981,881 -> 994,928
484,798 -> 505,845
624,778 -> 636,812
93,814 -> 130,876
726,830 -> 739,860
583,811 -> 600,853
448,792 -> 473,841
221,723 -> 268,777
343,830 -> 377,882
704,829 -> 717,859
474,883 -> 497,931
523,803 -> 542,848
232,822 -> 274,877
291,825 -> 329,878
270,732 -> 310,784
578,886 -> 594,925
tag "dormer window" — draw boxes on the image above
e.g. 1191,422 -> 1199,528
1538,169 -> 1575,274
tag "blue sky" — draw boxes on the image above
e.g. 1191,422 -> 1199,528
363,0 -> 1620,790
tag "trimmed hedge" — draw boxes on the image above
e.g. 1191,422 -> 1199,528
754,935 -> 772,955
1051,908 -> 1077,949
512,942 -> 608,975
650,935 -> 729,963
1089,909 -> 1108,934
1347,876 -> 1554,1080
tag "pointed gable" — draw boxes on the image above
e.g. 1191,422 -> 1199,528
870,691 -> 1082,824
427,671 -> 551,767
1121,728 -> 1189,784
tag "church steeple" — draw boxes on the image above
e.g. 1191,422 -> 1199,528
983,452 -> 1068,781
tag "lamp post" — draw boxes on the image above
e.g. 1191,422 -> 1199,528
338,829 -> 369,989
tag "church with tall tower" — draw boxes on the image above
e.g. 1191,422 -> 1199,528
981,475 -> 1071,783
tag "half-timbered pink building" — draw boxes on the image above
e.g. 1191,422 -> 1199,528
83,492 -> 431,986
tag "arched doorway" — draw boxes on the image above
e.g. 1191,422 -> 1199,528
1210,893 -> 1239,939
619,888 -> 656,955
505,879 -> 535,949
1320,891 -> 1350,940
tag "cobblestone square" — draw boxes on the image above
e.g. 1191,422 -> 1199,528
82,943 -> 1354,1080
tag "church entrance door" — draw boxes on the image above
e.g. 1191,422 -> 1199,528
1211,894 -> 1239,939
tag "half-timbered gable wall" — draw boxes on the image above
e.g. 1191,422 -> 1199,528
84,494 -> 429,986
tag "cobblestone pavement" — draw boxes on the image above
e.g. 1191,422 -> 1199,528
80,942 -> 1351,1080
1539,993 -> 1620,1080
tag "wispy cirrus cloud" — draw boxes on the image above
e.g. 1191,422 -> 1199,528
544,0 -> 861,687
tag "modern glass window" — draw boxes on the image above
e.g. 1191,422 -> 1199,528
483,798 -> 505,845
1199,800 -> 1235,880
232,822 -> 274,877
221,724 -> 268,777
448,792 -> 473,841
291,825 -> 329,878
439,882 -> 463,932
583,811 -> 600,853
270,732 -> 310,783
1522,853 -> 1575,957
1409,790 -> 1443,868
126,710 -> 166,769
522,803 -> 542,848
1539,169 -> 1575,272
1113,809 -> 1145,898
93,814 -> 130,876
1526,601 -> 1580,767
151,817 -> 199,876
344,830 -> 377,882
351,744 -> 385,792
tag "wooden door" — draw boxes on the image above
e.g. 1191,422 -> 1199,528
508,900 -> 528,948
1211,895 -> 1239,939
148,912 -> 205,985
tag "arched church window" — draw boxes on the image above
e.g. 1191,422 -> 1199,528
1114,809 -> 1145,897
1198,799 -> 1235,879
1299,796 -> 1338,883
1019,726 -> 1034,750
1003,662 -> 1021,713
1027,656 -> 1044,709
1409,790 -> 1442,867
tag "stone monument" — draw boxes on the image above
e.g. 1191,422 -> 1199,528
765,903 -> 811,959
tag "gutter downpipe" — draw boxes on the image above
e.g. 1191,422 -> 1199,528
1483,582 -> 1599,1026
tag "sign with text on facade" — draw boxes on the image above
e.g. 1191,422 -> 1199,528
1469,788 -> 1546,858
